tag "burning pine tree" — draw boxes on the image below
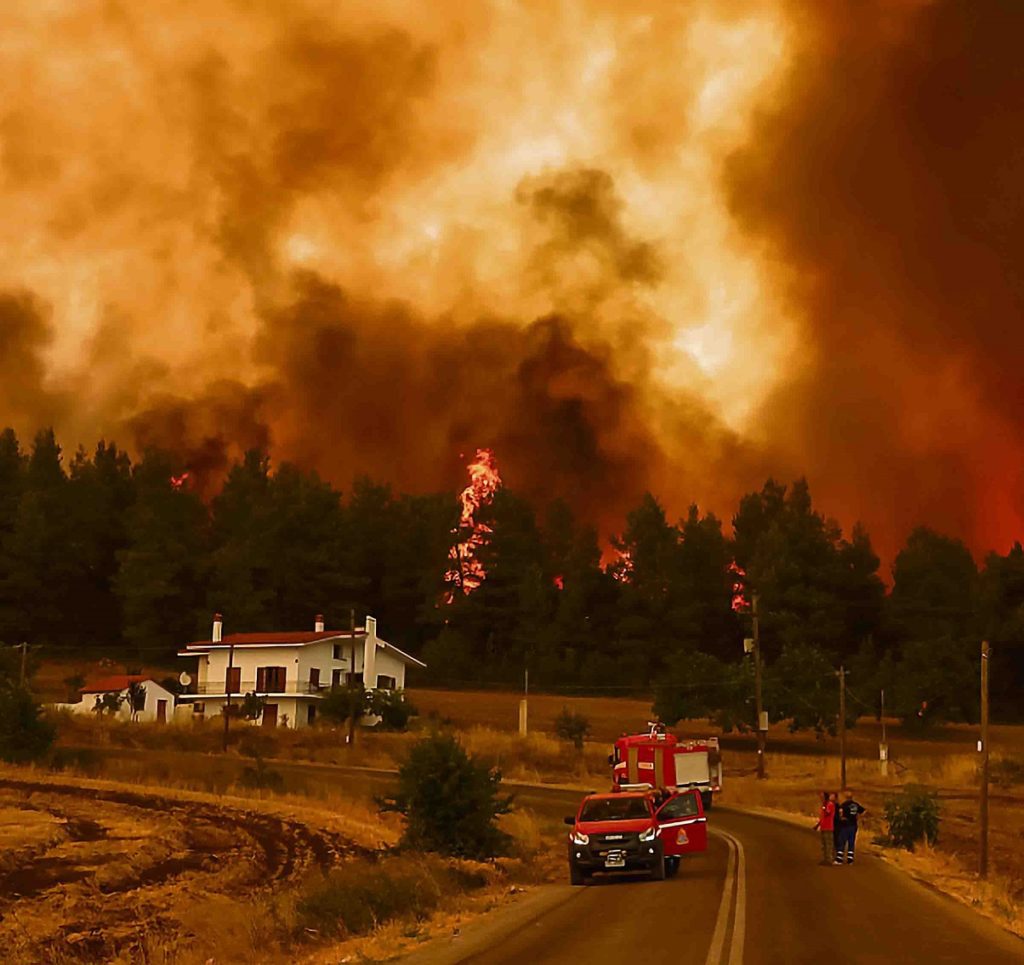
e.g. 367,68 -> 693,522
445,449 -> 501,602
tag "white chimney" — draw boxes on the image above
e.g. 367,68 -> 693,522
363,616 -> 377,689
314,613 -> 325,633
212,613 -> 223,644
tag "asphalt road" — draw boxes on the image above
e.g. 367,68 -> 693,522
401,801 -> 1024,965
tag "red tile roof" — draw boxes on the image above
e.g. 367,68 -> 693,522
184,630 -> 364,650
81,674 -> 153,694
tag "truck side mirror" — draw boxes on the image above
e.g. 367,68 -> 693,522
563,816 -> 575,826
607,754 -> 614,765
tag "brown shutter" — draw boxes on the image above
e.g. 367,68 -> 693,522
256,667 -> 266,692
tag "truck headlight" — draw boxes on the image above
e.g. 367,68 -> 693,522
639,826 -> 658,842
570,831 -> 590,845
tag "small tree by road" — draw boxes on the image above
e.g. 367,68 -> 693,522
380,732 -> 512,859
554,707 -> 590,752
320,684 -> 369,744
0,683 -> 55,763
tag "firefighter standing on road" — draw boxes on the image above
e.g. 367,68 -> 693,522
836,791 -> 867,864
813,790 -> 836,865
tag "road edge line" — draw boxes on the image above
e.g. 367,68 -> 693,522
704,829 -> 737,965
727,831 -> 747,965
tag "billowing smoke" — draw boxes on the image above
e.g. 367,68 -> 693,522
726,0 -> 1024,560
1,1 -> 1018,559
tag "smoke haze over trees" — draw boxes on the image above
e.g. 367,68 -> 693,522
1,427 -> 1021,725
4,2 -> 1024,569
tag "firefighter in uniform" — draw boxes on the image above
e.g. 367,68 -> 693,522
836,791 -> 867,864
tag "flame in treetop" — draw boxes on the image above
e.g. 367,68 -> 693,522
445,449 -> 502,600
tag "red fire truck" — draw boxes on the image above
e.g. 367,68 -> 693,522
610,724 -> 723,809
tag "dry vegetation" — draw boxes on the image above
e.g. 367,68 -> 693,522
24,678 -> 1024,957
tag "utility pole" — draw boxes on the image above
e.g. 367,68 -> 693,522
519,668 -> 529,736
979,639 -> 990,878
752,593 -> 766,780
880,688 -> 889,778
222,641 -> 235,753
19,642 -> 28,687
837,666 -> 848,790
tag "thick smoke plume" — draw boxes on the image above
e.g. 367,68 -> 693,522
1,0 -> 1019,561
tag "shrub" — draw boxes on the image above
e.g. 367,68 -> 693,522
882,786 -> 941,850
0,684 -> 56,763
991,756 -> 1024,787
553,707 -> 590,751
380,732 -> 512,859
238,733 -> 284,791
370,689 -> 416,731
296,856 -> 487,940
320,685 -> 368,727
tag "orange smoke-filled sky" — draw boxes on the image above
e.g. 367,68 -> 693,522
1,0 -> 1022,566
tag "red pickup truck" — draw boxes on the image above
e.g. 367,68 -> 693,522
564,788 -> 708,884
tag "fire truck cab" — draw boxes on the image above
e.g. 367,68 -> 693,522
564,788 -> 708,885
611,724 -> 722,809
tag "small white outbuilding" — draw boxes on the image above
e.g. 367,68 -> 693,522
63,674 -> 177,723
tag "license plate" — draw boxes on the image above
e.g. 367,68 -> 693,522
605,854 -> 626,869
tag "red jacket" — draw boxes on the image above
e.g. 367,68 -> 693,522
817,801 -> 836,831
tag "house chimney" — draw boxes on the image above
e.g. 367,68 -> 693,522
363,616 -> 377,690
212,613 -> 223,643
314,613 -> 325,633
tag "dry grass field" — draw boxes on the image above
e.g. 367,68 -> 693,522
24,672 -> 1024,955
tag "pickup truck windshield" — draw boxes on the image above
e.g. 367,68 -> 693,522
579,797 -> 651,822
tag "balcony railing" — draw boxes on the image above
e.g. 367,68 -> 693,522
184,680 -> 333,697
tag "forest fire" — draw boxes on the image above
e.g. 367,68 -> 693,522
169,472 -> 190,490
444,449 -> 502,602
2,2 -> 1023,566
729,561 -> 748,613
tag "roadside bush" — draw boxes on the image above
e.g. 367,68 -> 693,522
0,684 -> 56,763
380,732 -> 512,859
370,689 -> 417,731
296,856 -> 487,940
47,746 -> 101,775
991,756 -> 1024,788
553,707 -> 590,751
238,733 -> 284,791
882,786 -> 941,850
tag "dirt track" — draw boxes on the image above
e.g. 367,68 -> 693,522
0,775 -> 371,963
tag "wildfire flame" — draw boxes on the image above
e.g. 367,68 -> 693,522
553,574 -> 564,591
729,560 -> 748,612
445,449 -> 502,601
169,472 -> 190,490
611,549 -> 633,583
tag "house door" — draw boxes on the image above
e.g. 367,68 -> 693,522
156,700 -> 167,724
262,704 -> 278,727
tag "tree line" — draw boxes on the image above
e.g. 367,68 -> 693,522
0,427 -> 1021,725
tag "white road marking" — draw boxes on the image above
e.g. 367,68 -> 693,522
704,831 -> 737,965
705,829 -> 747,965
728,831 -> 747,965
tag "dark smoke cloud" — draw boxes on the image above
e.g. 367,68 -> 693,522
727,0 -> 1024,561
0,289 -> 66,433
126,381 -> 271,498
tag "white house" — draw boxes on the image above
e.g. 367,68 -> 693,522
60,674 -> 177,723
176,614 -> 425,728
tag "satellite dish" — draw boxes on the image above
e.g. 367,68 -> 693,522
179,672 -> 192,687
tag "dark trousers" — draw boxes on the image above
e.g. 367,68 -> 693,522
836,825 -> 857,861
